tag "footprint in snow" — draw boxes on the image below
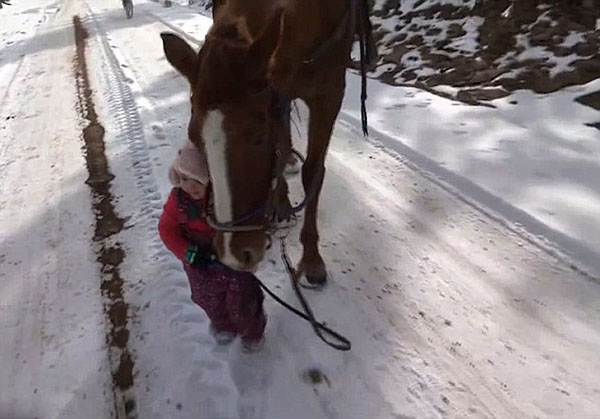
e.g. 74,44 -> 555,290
151,130 -> 166,141
229,345 -> 273,419
151,125 -> 166,139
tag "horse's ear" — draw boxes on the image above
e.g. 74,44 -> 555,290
246,9 -> 284,80
161,32 -> 198,83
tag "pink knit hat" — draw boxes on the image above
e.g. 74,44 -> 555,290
168,140 -> 210,186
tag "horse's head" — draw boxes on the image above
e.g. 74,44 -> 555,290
161,12 -> 285,271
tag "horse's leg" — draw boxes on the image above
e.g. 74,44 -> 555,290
299,87 -> 344,285
273,97 -> 294,220
273,177 -> 293,221
282,101 -> 301,174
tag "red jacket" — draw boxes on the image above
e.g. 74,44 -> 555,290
158,188 -> 215,262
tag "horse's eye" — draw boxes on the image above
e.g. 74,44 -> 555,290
252,132 -> 267,146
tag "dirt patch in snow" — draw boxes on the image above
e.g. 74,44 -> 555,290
73,15 -> 136,419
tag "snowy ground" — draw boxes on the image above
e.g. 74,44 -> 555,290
1,1 -> 600,419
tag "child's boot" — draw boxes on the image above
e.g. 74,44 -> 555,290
209,323 -> 236,345
241,335 -> 265,354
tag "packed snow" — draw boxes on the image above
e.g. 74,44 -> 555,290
1,1 -> 599,418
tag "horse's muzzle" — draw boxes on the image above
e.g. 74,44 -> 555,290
214,230 -> 268,271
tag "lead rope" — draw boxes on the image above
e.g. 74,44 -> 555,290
254,236 -> 352,351
260,148 -> 352,351
357,0 -> 369,136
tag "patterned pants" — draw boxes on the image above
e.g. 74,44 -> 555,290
183,263 -> 266,341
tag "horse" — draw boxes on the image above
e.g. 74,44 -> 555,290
161,0 -> 372,285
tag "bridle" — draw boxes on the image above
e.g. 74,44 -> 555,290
203,85 -> 317,234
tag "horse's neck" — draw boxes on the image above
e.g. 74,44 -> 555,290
212,0 -> 351,97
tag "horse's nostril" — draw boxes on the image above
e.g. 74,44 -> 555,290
242,250 -> 253,266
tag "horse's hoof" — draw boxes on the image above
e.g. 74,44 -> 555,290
305,272 -> 327,286
299,259 -> 327,288
284,153 -> 301,176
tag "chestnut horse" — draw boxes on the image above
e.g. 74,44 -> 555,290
161,0 -> 371,285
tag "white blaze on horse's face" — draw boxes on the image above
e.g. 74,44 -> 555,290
201,110 -> 238,268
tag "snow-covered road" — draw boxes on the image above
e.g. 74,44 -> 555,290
1,1 -> 599,418
0,1 -> 111,417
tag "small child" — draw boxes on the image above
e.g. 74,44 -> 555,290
158,140 -> 266,353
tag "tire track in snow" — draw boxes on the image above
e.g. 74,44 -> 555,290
73,16 -> 137,419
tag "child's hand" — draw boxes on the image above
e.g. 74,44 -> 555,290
186,245 -> 219,268
185,245 -> 201,264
